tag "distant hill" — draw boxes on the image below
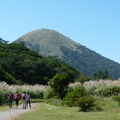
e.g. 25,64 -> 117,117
14,29 -> 120,79
0,42 -> 79,84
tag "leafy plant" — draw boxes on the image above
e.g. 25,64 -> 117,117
93,70 -> 112,80
63,86 -> 86,106
0,91 -> 7,105
49,73 -> 70,99
97,86 -> 120,97
78,95 -> 96,112
43,87 -> 56,99
113,95 -> 120,105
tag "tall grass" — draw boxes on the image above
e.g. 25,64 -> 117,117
69,79 -> 120,89
69,80 -> 120,96
1,79 -> 120,104
83,79 -> 120,89
0,81 -> 47,104
83,79 -> 120,96
0,81 -> 47,93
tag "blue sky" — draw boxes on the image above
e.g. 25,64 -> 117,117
1,0 -> 120,63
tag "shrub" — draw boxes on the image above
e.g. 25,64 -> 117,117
87,86 -> 98,95
77,95 -> 96,112
30,91 -> 43,99
43,87 -> 56,99
0,91 -> 7,105
97,86 -> 120,97
113,95 -> 120,105
49,73 -> 70,99
63,86 -> 87,106
67,86 -> 74,92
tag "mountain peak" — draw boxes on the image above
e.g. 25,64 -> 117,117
14,29 -> 120,79
15,29 -> 81,57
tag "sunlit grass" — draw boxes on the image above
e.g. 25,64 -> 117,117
13,101 -> 120,120
0,105 -> 11,112
0,81 -> 47,93
1,80 -> 120,97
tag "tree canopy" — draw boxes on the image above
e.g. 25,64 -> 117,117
0,42 -> 80,85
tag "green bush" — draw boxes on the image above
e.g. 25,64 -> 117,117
0,92 -> 4,105
0,91 -> 7,105
87,86 -> 98,95
30,91 -> 43,99
49,73 -> 70,99
63,86 -> 87,106
77,95 -> 96,112
97,86 -> 120,97
67,86 -> 74,92
43,87 -> 56,99
113,95 -> 120,105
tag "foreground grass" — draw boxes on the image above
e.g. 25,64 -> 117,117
0,102 -> 17,112
0,105 -> 11,112
14,100 -> 120,120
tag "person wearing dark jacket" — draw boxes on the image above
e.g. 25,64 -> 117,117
7,92 -> 14,108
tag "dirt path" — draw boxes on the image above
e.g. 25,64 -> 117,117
0,103 -> 38,120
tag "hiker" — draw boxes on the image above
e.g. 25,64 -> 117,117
26,92 -> 31,108
7,92 -> 14,108
21,92 -> 27,109
14,92 -> 20,109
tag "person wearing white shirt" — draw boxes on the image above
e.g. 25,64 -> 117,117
21,92 -> 26,109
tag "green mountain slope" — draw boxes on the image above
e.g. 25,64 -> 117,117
0,42 -> 79,84
14,29 -> 120,79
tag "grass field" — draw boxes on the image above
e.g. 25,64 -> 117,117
0,105 -> 10,112
13,98 -> 120,120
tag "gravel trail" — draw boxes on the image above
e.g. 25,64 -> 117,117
0,103 -> 38,120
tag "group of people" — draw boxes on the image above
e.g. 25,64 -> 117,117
7,91 -> 31,109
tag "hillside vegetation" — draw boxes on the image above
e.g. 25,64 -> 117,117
14,29 -> 120,79
0,42 -> 79,85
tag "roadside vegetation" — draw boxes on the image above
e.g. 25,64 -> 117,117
1,79 -> 120,119
1,80 -> 120,108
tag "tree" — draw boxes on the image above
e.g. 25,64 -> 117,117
78,95 -> 95,112
63,86 -> 86,106
76,73 -> 91,83
0,38 -> 9,44
49,73 -> 70,99
93,70 -> 112,80
0,65 -> 19,84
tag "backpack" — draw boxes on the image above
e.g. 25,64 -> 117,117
14,94 -> 19,101
8,93 -> 13,101
22,94 -> 26,100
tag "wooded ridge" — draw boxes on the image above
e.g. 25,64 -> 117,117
0,42 -> 79,84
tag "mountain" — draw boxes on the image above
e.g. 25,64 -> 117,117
0,42 -> 79,84
14,29 -> 120,79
